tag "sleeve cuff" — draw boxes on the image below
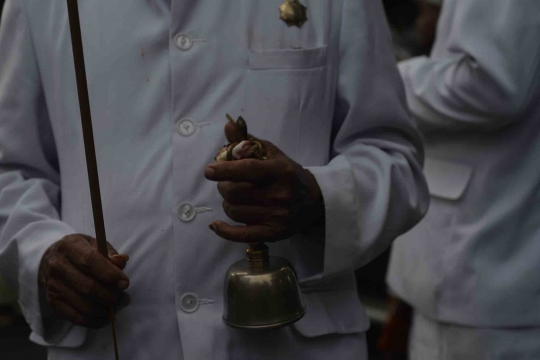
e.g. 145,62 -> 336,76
398,57 -> 441,130
306,160 -> 361,277
16,220 -> 86,347
398,56 -> 481,132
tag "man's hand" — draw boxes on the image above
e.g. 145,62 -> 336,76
205,123 -> 325,243
38,234 -> 130,329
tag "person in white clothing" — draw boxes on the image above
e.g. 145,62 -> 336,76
387,0 -> 540,358
0,0 -> 429,359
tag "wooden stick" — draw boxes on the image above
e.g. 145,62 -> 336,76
66,1 -> 119,359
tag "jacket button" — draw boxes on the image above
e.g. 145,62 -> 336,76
181,293 -> 199,313
177,203 -> 196,222
175,34 -> 193,51
177,119 -> 196,136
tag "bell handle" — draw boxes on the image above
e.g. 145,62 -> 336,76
246,243 -> 270,268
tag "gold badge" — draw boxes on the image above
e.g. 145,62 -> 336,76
279,0 -> 308,28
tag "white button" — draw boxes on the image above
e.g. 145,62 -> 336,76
181,293 -> 199,313
175,34 -> 193,51
177,203 -> 196,222
177,119 -> 196,136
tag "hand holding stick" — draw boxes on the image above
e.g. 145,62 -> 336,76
66,1 -> 120,358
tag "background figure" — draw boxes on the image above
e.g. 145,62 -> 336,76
413,0 -> 442,56
382,0 -> 442,61
387,0 -> 540,359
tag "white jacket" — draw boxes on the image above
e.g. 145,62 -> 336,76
0,0 -> 428,358
388,0 -> 540,327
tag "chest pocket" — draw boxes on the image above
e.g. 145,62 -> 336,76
242,46 -> 330,161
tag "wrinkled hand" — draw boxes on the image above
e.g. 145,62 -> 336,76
205,121 -> 325,243
38,234 -> 130,329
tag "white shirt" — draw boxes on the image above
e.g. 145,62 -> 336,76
0,0 -> 428,358
388,0 -> 540,327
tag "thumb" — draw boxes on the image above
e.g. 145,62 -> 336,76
107,242 -> 129,270
106,242 -> 119,257
256,139 -> 281,158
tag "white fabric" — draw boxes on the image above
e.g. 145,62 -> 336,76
409,312 -> 540,360
388,0 -> 540,327
0,0 -> 428,359
53,328 -> 368,360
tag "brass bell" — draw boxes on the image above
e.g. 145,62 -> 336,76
223,243 -> 306,329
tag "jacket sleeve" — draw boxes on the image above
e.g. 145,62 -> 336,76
0,0 -> 85,347
399,0 -> 540,132
306,0 -> 429,278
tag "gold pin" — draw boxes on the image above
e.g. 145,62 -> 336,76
279,0 -> 308,28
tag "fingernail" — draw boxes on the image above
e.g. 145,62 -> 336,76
112,254 -> 129,261
205,167 -> 216,178
209,224 -> 216,232
117,280 -> 129,290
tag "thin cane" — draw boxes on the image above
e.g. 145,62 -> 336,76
66,1 -> 120,359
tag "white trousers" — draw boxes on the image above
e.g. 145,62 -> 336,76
409,312 -> 540,360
